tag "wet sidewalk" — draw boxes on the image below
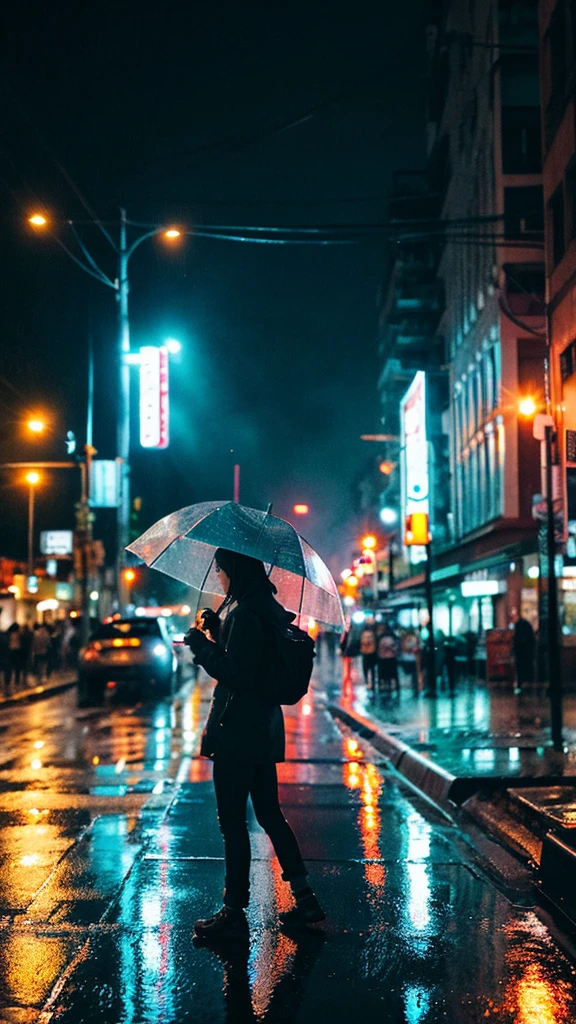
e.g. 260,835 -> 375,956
39,674 -> 576,1023
331,664 -> 576,782
0,669 -> 77,707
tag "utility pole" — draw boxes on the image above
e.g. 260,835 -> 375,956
117,209 -> 131,612
544,422 -> 563,749
424,540 -> 436,696
27,482 -> 36,578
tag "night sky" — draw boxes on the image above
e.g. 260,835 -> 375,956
1,1 -> 425,575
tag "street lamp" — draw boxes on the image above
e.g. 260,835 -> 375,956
519,395 -> 562,749
24,471 -> 40,578
28,208 -> 182,609
27,418 -> 46,434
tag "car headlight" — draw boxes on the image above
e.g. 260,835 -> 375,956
153,643 -> 169,658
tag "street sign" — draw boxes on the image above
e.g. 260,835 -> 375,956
40,530 -> 73,555
90,460 -> 119,508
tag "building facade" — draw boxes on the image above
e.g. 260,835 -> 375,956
540,0 -> 576,649
378,0 -> 546,648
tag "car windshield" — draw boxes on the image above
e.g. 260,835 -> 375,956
91,619 -> 162,640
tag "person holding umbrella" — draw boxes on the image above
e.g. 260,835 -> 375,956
184,547 -> 326,942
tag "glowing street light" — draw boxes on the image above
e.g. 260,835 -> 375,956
380,507 -> 398,525
29,214 -> 47,227
25,471 -> 40,486
341,569 -> 353,581
164,228 -> 181,240
165,338 -> 182,354
362,535 -> 377,550
519,396 -> 537,417
293,504 -> 309,515
27,419 -> 46,434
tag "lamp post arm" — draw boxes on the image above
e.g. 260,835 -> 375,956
125,227 -> 167,263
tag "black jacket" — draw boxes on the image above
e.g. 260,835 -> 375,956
189,587 -> 290,763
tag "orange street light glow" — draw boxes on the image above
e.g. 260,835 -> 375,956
25,471 -> 40,486
362,535 -> 377,550
123,568 -> 136,583
293,504 -> 309,515
164,228 -> 181,239
519,396 -> 537,417
347,575 -> 358,587
27,419 -> 46,433
29,214 -> 47,227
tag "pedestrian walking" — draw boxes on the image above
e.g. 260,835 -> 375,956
511,607 -> 535,691
20,623 -> 33,684
184,547 -> 326,942
32,623 -> 51,681
339,619 -> 359,689
359,619 -> 378,692
7,623 -> 23,691
376,623 -> 400,696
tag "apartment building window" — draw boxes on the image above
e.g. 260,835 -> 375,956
500,54 -> 541,174
565,161 -> 576,242
550,184 -> 566,267
504,186 -> 544,237
501,106 -> 542,173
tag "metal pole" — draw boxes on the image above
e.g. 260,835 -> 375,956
27,484 -> 34,579
117,209 -> 131,610
87,335 -> 94,450
424,541 -> 437,695
545,423 -> 563,749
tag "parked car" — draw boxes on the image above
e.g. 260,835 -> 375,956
78,617 -> 178,704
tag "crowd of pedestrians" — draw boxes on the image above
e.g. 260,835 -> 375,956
340,608 -> 539,698
0,619 -> 80,695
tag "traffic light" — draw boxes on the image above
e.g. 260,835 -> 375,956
405,512 -> 430,546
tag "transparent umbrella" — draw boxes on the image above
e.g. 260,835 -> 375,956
127,500 -> 344,628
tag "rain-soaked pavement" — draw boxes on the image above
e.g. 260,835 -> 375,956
1,671 -> 576,1022
337,658 -> 576,779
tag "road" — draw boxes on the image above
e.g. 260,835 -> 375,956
0,674 -> 575,1022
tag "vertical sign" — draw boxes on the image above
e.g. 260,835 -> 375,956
401,371 -> 429,564
158,346 -> 169,449
140,346 -> 169,449
140,346 -> 160,448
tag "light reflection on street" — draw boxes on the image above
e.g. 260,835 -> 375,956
404,812 -> 431,934
343,746 -> 385,898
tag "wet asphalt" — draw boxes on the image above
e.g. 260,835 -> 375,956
0,670 -> 575,1022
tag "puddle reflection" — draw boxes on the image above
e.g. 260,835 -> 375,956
342,746 -> 385,901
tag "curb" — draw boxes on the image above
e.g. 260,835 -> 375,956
329,701 -> 459,806
0,677 -> 77,709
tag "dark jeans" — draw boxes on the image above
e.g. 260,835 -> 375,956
213,759 -> 307,910
362,653 -> 377,688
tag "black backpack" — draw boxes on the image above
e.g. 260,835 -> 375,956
260,621 -> 316,705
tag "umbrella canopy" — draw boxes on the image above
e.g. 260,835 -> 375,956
127,501 -> 344,628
